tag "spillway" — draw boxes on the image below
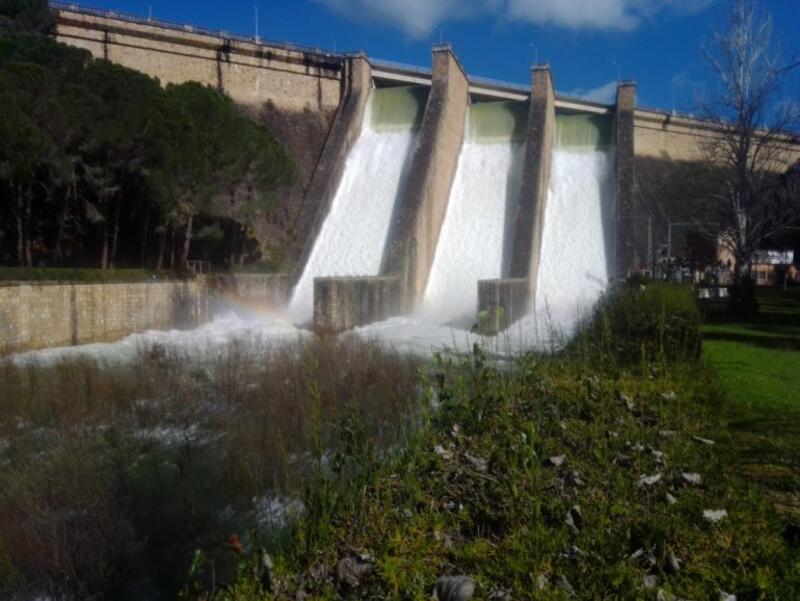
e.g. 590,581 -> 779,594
288,85 -> 427,324
533,113 -> 617,337
422,100 -> 527,327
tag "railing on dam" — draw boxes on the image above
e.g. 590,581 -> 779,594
50,1 -> 345,61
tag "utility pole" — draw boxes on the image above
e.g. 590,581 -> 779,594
254,4 -> 260,43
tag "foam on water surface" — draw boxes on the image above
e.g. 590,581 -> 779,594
12,312 -> 307,367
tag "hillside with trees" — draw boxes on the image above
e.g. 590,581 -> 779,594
0,0 -> 296,272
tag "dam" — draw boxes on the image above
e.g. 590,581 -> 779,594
8,2 -> 798,356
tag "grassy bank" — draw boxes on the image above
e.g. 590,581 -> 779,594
210,351 -> 798,600
202,285 -> 798,600
702,287 -> 800,524
2,284 -> 798,599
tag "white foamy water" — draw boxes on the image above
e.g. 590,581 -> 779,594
533,148 -> 616,338
351,312 -> 559,358
422,141 -> 524,326
288,91 -> 420,324
12,312 -> 307,367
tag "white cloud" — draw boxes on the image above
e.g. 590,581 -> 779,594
314,0 -> 473,38
314,0 -> 716,37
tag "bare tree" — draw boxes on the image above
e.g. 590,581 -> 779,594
699,0 -> 800,281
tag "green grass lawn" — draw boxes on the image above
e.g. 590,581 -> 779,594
701,287 -> 800,520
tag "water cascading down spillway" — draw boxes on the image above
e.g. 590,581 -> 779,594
422,100 -> 528,327
533,112 -> 617,337
288,85 -> 428,324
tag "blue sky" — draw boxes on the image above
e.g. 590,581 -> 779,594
78,0 -> 798,111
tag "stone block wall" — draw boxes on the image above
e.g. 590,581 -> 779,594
55,8 -> 343,113
207,273 -> 293,309
0,281 -> 207,354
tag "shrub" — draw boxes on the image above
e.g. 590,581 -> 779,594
0,267 -> 177,283
578,282 -> 702,365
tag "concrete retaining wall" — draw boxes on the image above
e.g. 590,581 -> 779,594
313,276 -> 400,333
509,64 -> 556,297
0,281 -> 207,354
477,278 -> 529,335
382,46 -> 469,310
207,273 -> 293,310
615,82 -> 637,278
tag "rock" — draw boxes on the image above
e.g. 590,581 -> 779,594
561,545 -> 586,561
703,509 -> 728,524
434,575 -> 476,601
336,556 -> 373,588
639,473 -> 662,488
536,574 -> 549,590
665,492 -> 678,505
643,574 -> 658,589
434,445 -> 454,460
681,472 -> 703,486
719,592 -> 736,601
666,551 -> 681,574
257,550 -> 275,592
554,575 -> 575,596
661,391 -> 678,402
465,453 -> 489,473
546,455 -> 566,468
692,435 -> 716,446
629,548 -> 644,561
565,505 -> 583,533
617,391 -> 635,411
615,454 -> 633,467
566,470 -> 585,487
488,587 -> 512,600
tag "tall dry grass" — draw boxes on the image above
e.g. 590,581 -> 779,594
0,334 -> 421,600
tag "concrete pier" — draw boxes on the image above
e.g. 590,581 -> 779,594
510,64 -> 556,293
313,276 -> 400,333
477,279 -> 528,335
615,82 -> 636,279
382,45 -> 470,310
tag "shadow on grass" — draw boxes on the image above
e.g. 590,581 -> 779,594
703,287 -> 800,522
703,330 -> 800,351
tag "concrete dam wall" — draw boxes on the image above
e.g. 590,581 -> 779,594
37,4 -> 800,347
